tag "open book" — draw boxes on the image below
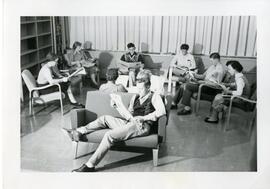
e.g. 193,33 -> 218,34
174,65 -> 189,75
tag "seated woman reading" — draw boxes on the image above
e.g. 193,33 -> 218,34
205,60 -> 250,123
64,41 -> 99,88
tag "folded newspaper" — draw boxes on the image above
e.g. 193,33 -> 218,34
118,61 -> 142,69
67,67 -> 86,78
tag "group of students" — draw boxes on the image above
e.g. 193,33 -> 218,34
37,41 -> 144,108
169,44 -> 250,124
37,40 -> 250,172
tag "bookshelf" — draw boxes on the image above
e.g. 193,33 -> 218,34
20,16 -> 53,73
20,16 -> 54,102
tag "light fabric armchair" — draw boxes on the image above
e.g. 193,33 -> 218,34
69,91 -> 172,166
21,69 -> 65,115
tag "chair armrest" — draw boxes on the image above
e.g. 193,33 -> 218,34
70,108 -> 98,129
196,82 -> 220,100
158,115 -> 167,143
30,83 -> 62,97
199,82 -> 222,90
231,95 -> 257,104
32,83 -> 61,91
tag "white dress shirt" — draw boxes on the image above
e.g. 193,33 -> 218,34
37,62 -> 59,84
128,92 -> 166,121
204,63 -> 225,84
170,53 -> 196,70
232,73 -> 245,96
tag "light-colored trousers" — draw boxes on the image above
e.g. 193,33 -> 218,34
77,115 -> 150,166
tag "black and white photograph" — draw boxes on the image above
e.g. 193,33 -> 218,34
20,16 -> 258,172
2,0 -> 270,189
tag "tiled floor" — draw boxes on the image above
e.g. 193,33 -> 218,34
21,84 -> 256,172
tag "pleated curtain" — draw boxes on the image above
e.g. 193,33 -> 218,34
69,16 -> 257,57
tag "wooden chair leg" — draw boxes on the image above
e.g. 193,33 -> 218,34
168,67 -> 173,93
72,141 -> 79,159
248,110 -> 256,138
224,100 -> 233,132
29,98 -> 32,115
153,146 -> 159,167
59,96 -> 63,116
195,91 -> 202,116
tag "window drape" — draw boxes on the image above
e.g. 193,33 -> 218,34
69,16 -> 256,57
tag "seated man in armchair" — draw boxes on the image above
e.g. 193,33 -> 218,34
170,43 -> 197,82
170,44 -> 197,108
63,70 -> 166,172
117,43 -> 144,87
176,52 -> 225,115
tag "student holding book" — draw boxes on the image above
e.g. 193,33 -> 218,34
63,70 -> 166,172
64,41 -> 99,88
118,43 -> 144,87
37,52 -> 84,108
170,43 -> 197,82
204,60 -> 250,123
176,52 -> 225,115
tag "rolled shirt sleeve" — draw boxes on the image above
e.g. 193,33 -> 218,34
232,77 -> 245,96
143,93 -> 166,121
189,54 -> 197,70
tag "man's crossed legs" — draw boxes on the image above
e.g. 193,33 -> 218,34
64,115 -> 149,172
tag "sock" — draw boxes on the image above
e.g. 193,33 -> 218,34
67,86 -> 77,103
184,106 -> 191,111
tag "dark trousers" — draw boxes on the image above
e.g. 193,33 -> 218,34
181,82 -> 221,107
173,86 -> 184,105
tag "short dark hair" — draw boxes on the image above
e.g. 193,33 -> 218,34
72,41 -> 82,50
46,52 -> 58,61
106,68 -> 119,81
230,60 -> 243,73
226,60 -> 234,66
127,43 -> 135,49
180,44 -> 189,50
210,52 -> 220,60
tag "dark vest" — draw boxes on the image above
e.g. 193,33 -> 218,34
132,93 -> 157,133
124,52 -> 140,62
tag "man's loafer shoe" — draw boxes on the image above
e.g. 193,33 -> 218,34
204,117 -> 219,124
62,128 -> 83,142
72,164 -> 95,172
177,109 -> 191,115
171,104 -> 178,110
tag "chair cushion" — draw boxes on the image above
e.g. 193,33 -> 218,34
84,129 -> 159,148
85,91 -> 134,117
35,92 -> 63,104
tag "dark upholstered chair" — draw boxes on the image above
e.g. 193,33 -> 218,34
69,91 -> 172,166
222,83 -> 257,135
